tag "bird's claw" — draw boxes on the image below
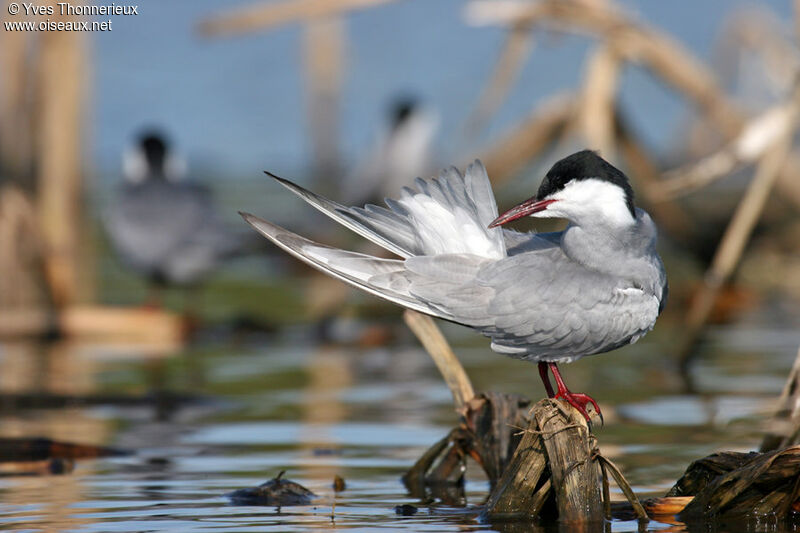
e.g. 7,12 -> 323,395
554,391 -> 603,427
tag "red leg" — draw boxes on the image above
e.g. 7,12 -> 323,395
547,362 -> 603,425
538,362 -> 555,398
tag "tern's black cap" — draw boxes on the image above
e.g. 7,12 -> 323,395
537,150 -> 635,217
390,96 -> 418,129
138,130 -> 169,175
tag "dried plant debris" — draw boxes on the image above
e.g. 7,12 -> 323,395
403,392 -> 531,501
482,399 -> 613,523
227,471 -> 316,507
394,504 -> 418,516
668,447 -> 800,519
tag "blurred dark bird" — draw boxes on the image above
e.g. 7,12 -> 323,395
342,96 -> 438,205
242,151 -> 668,422
106,130 -> 245,304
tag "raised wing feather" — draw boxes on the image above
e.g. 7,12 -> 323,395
247,160 -> 664,364
269,160 -> 505,260
240,212 -> 455,319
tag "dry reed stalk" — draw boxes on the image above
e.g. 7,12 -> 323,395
402,391 -> 530,501
0,8 -> 35,183
465,0 -> 745,136
708,10 -> 800,210
677,128 -> 793,365
403,310 -> 474,409
0,186 -> 50,309
468,0 -> 800,210
304,16 -> 344,177
580,44 -> 621,158
201,2 -> 361,179
796,0 -> 800,40
478,93 -> 572,183
482,407 -> 552,520
36,9 -> 87,308
654,100 -> 799,199
463,24 -> 535,138
198,0 -> 393,36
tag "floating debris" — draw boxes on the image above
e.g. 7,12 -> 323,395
394,504 -> 418,516
227,471 -> 315,507
670,447 -> 800,519
333,475 -> 346,492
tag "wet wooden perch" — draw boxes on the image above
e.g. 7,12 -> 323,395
484,399 -> 604,522
402,310 -> 645,521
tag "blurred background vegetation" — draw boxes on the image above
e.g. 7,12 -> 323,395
1,0 -> 798,359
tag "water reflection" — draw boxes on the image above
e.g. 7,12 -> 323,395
0,308 -> 797,531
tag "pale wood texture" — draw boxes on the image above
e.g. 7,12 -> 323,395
580,44 -> 621,158
0,186 -> 50,309
484,399 -> 605,522
199,0 -> 393,36
0,3 -> 35,183
304,17 -> 344,177
534,401 -> 604,522
36,5 -> 88,308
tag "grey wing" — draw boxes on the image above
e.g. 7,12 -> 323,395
268,160 -> 505,260
240,212 -> 459,319
401,249 -> 663,362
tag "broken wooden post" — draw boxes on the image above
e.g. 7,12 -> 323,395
403,310 -> 645,522
483,399 -> 605,523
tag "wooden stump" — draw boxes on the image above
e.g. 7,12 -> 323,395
483,399 -> 605,523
